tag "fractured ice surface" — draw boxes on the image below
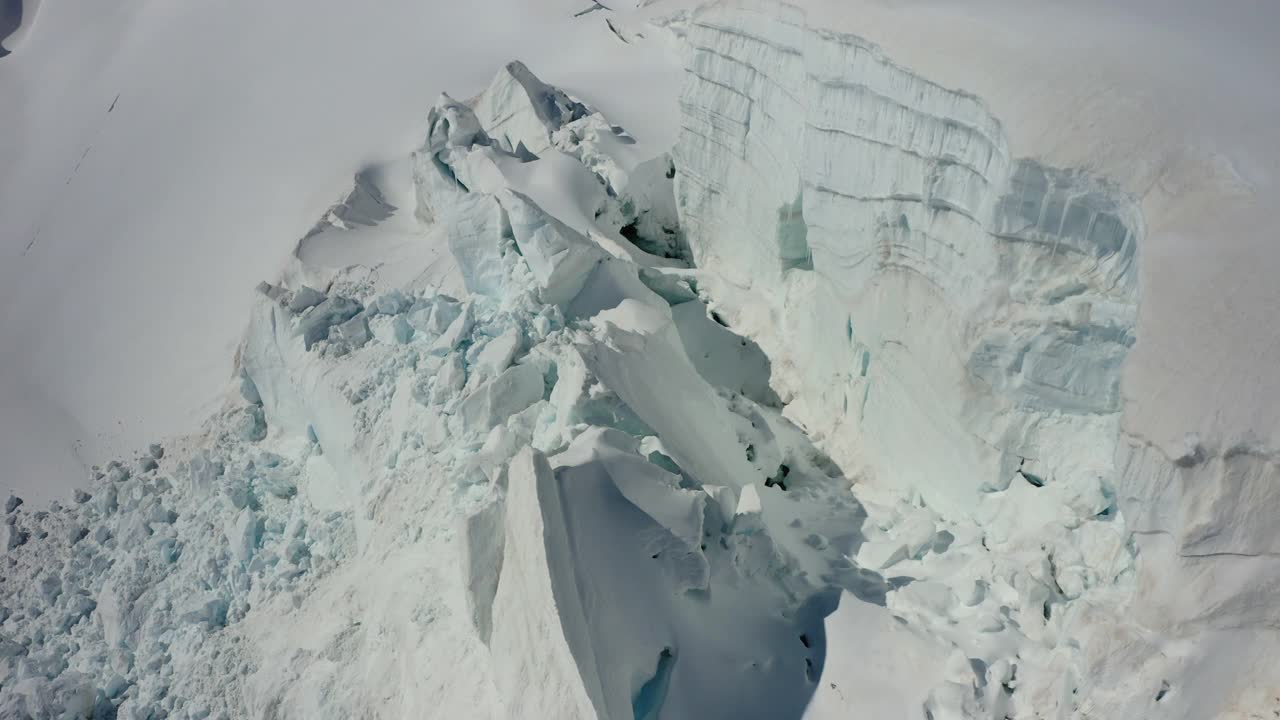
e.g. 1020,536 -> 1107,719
667,2 -> 1147,713
0,56 -> 862,718
0,4 -> 1272,719
673,0 -> 1140,512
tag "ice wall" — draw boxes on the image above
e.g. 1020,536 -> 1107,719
672,0 -> 1139,517
670,2 -> 1280,718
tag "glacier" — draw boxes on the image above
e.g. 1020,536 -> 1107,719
2,2 -> 1278,719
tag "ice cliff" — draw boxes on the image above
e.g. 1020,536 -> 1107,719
667,2 -> 1142,714
668,2 -> 1276,718
672,1 -> 1139,515
1,3 -> 1274,719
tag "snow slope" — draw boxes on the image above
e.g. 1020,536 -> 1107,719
2,1 -> 1278,718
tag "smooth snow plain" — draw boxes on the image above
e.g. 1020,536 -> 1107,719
2,1 -> 1279,718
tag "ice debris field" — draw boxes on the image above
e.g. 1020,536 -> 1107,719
2,2 -> 1279,719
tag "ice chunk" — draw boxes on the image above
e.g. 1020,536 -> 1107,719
93,484 -> 118,514
96,579 -> 138,649
413,94 -> 493,225
179,593 -> 228,627
331,313 -> 371,350
489,448 -> 601,718
239,368 -> 262,405
188,452 -> 224,495
735,485 -> 763,516
428,353 -> 467,406
296,296 -> 362,350
371,314 -> 414,345
429,301 -> 475,356
1,523 -> 26,553
256,466 -> 297,499
500,190 -> 604,306
460,498 -> 505,645
407,296 -> 461,337
456,363 -> 544,430
443,193 -> 511,299
256,281 -> 288,303
473,327 -> 522,378
702,485 -> 738,527
473,61 -> 591,157
559,428 -> 706,551
424,93 -> 488,151
283,538 -> 309,566
233,404 -> 267,441
226,508 -> 261,563
372,290 -> 410,316
287,285 -> 326,313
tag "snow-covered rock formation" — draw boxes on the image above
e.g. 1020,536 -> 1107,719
1,2 -> 1275,719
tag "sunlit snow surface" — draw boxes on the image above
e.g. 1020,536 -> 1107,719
2,2 -> 1279,719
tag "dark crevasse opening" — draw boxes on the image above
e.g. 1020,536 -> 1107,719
777,191 -> 812,272
632,648 -> 676,720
